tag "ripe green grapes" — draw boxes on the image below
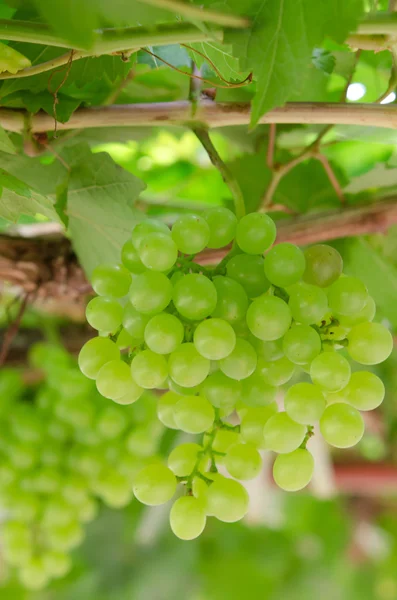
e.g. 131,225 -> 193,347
78,212 -> 391,543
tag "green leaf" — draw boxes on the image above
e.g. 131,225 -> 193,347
323,0 -> 365,44
324,141 -> 394,179
0,188 -> 59,223
312,48 -> 335,75
63,145 -> 146,276
0,40 -> 30,74
189,41 -> 248,81
33,0 -> 99,49
0,125 -> 16,155
0,169 -> 32,197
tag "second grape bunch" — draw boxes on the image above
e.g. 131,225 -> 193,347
79,208 -> 393,540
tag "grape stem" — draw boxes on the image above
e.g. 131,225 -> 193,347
300,426 -> 314,449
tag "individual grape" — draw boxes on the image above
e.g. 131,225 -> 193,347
95,471 -> 133,508
168,379 -> 201,396
133,464 -> 176,505
126,424 -> 161,457
11,406 -> 44,443
115,328 -> 135,349
174,395 -> 214,434
257,356 -> 295,386
203,206 -> 237,249
225,443 -> 262,480
348,322 -> 393,365
303,244 -> 343,287
43,551 -> 72,578
226,254 -> 270,298
273,448 -> 314,492
320,403 -> 364,448
264,243 -> 306,287
263,412 -> 306,453
241,372 -> 277,407
77,496 -> 98,524
121,239 -> 146,273
284,382 -> 325,425
328,276 -> 368,316
170,496 -> 207,540
86,297 -> 123,332
96,360 -> 133,400
96,406 -> 127,438
236,213 -> 276,255
61,473 -> 88,506
346,371 -> 385,411
131,219 -> 170,251
9,442 -> 38,471
325,389 -> 349,405
219,338 -> 257,380
212,429 -> 240,453
91,264 -> 131,297
131,350 -> 168,389
144,313 -> 184,355
169,343 -> 210,387
157,391 -> 180,429
193,318 -> 236,360
253,338 -> 284,362
138,232 -> 178,271
288,282 -> 328,325
207,476 -> 249,522
173,273 -> 217,320
310,352 -> 351,392
122,303 -> 150,340
129,271 -> 172,315
211,276 -> 249,323
112,379 -> 143,405
202,371 -> 241,408
32,467 -> 61,494
282,324 -> 321,365
168,443 -> 203,476
78,337 -> 120,380
246,295 -> 292,341
171,214 -> 210,254
239,404 -> 278,447
336,295 -> 376,327
19,557 -> 49,590
45,520 -> 84,551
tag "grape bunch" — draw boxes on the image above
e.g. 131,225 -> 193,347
79,209 -> 393,541
0,343 -> 162,590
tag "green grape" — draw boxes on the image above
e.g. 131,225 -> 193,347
257,356 -> 295,386
131,350 -> 168,389
2,522 -> 32,567
11,406 -> 44,443
97,406 -> 127,438
226,254 -> 270,298
253,338 -> 284,362
202,371 -> 241,408
112,379 -> 143,405
336,295 -> 376,327
203,206 -> 237,249
131,219 -> 170,251
225,443 -> 262,480
157,391 -> 180,429
168,379 -> 201,396
246,295 -> 292,341
174,395 -> 214,434
133,463 -> 176,506
169,343 -> 210,387
61,474 -> 88,506
45,520 -> 84,551
239,404 -> 278,448
129,271 -> 172,315
138,232 -> 178,271
288,282 -> 328,325
236,213 -> 276,254
78,337 -> 120,380
328,276 -> 368,316
192,477 -> 209,506
95,471 -> 132,508
114,327 -> 134,349
121,239 -> 146,273
263,412 -> 306,453
171,214 -> 210,254
9,442 -> 38,470
144,313 -> 184,354
320,402 -> 364,448
325,389 -> 349,405
126,424 -> 161,457
303,244 -> 343,287
91,264 -> 131,297
212,429 -> 241,453
168,443 -> 203,476
346,371 -> 385,411
33,467 -> 61,494
284,382 -> 325,425
264,243 -> 306,287
19,557 -> 49,590
219,338 -> 257,380
43,551 -> 72,578
170,496 -> 207,540
241,372 -> 277,407
273,448 -> 314,491
211,276 -> 249,323
310,351 -> 351,392
76,496 -> 98,524
122,303 -> 150,339
173,273 -> 217,320
282,324 -> 321,365
96,360 -> 134,400
207,476 -> 249,522
348,322 -> 393,365
86,297 -> 123,332
193,318 -> 236,360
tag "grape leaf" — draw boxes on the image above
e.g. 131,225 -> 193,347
63,145 -> 145,276
0,40 -> 31,74
0,169 -> 32,198
33,0 -> 99,49
189,41 -> 248,81
0,125 -> 16,155
312,48 -> 335,75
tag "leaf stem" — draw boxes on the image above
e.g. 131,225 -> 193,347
192,126 -> 246,219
